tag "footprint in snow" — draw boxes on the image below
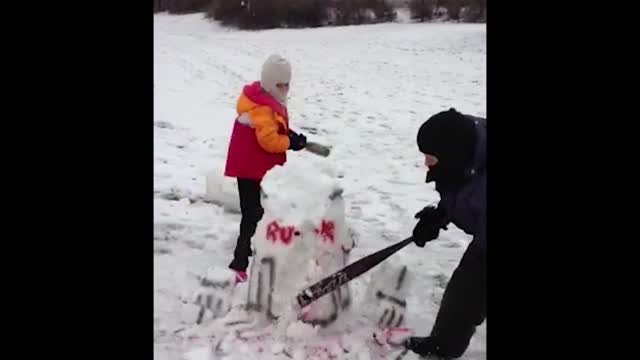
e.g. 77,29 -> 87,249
440,240 -> 463,249
183,239 -> 205,250
433,273 -> 450,289
154,121 -> 174,130
154,247 -> 173,255
154,233 -> 178,242
155,222 -> 186,231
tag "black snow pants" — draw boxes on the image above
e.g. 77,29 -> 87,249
228,178 -> 264,272
430,239 -> 486,358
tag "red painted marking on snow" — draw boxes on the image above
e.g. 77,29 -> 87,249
265,221 -> 295,246
317,220 -> 335,243
266,221 -> 279,242
265,220 -> 335,245
280,226 -> 295,245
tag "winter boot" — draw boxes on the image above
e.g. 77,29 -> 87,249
233,270 -> 248,284
405,336 -> 453,359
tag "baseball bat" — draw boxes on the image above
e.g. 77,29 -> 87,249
295,237 -> 414,308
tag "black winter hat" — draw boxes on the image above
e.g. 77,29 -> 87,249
417,108 -> 477,186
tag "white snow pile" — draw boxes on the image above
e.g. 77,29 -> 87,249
204,167 -> 241,213
260,153 -> 342,222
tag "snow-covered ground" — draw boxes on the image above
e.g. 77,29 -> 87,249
154,13 -> 486,360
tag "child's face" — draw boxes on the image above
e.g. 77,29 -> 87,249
276,82 -> 289,98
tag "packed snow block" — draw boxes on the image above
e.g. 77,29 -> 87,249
204,169 -> 241,213
364,261 -> 413,329
245,155 -> 354,327
193,266 -> 238,324
182,346 -> 210,360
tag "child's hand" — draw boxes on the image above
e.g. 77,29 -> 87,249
288,130 -> 307,151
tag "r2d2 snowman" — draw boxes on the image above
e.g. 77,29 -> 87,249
245,156 -> 354,326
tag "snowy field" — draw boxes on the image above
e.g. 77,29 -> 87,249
154,13 -> 486,360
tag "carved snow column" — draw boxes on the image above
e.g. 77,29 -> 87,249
246,187 -> 354,327
364,261 -> 413,329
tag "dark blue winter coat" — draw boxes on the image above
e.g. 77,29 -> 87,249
437,115 -> 486,253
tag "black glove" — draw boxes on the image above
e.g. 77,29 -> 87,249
288,130 -> 307,151
412,206 -> 448,247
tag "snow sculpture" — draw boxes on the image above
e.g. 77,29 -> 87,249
247,155 -> 354,326
188,156 -> 416,359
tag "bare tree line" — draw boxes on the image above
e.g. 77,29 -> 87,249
153,0 -> 486,29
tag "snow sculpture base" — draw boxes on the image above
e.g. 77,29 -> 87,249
246,155 -> 354,327
364,261 -> 413,329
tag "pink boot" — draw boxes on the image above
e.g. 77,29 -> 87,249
234,270 -> 248,284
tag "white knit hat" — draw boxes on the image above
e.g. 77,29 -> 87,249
261,54 -> 291,104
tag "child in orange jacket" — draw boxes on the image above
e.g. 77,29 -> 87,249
224,54 -> 307,281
